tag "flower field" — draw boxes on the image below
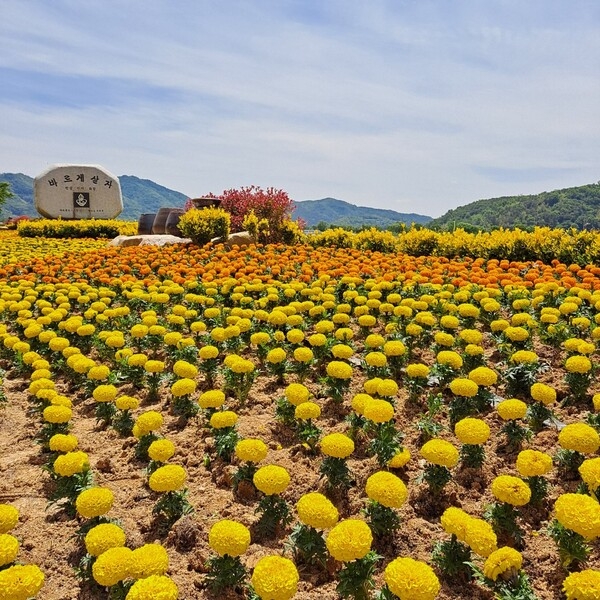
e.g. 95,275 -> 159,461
1,227 -> 600,599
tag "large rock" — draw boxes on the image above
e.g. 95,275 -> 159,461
214,231 -> 255,249
34,164 -> 123,219
109,235 -> 192,247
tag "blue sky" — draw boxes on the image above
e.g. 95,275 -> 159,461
1,0 -> 598,217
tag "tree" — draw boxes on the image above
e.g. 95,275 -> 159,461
0,182 -> 13,217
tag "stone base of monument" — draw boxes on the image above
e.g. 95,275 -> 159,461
109,231 -> 255,248
109,234 -> 192,247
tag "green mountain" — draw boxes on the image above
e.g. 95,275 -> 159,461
429,182 -> 600,230
0,173 -> 189,221
293,197 -> 431,228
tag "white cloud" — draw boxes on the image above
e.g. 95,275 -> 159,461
1,0 -> 599,217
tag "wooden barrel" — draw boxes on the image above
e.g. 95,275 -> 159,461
137,213 -> 156,235
165,209 -> 185,237
152,207 -> 174,234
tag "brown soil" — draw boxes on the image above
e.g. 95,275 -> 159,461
0,341 -> 598,600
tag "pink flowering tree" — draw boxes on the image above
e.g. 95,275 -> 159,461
187,186 -> 301,243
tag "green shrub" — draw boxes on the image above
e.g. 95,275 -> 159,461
17,219 -> 136,238
178,208 -> 230,245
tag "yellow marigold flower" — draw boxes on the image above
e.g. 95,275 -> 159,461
266,348 -> 287,364
321,433 -> 354,459
308,333 -> 327,348
87,365 -> 110,381
170,378 -> 196,397
196,389 -> 224,410
491,475 -> 531,506
296,493 -> 339,529
295,402 -> 321,420
235,439 -> 268,463
130,324 -> 148,338
464,518 -> 498,557
440,506 -> 472,541
406,323 -> 423,337
76,487 -> 114,519
0,564 -> 45,600
468,366 -> 497,386
30,368 -> 52,381
465,344 -> 484,357
208,519 -> 251,557
92,546 -> 133,587
199,344 -> 219,359
115,395 -> 139,411
565,355 -> 593,374
594,394 -> 600,412
363,399 -> 394,423
135,411 -> 163,436
0,505 -> 19,534
530,382 -> 556,405
436,351 -> 463,370
127,353 -> 148,368
43,404 -> 72,424
579,457 -> 600,492
510,350 -> 538,365
363,334 -> 384,349
365,471 -> 407,508
172,360 -> 198,379
454,417 -> 490,445
125,574 -> 178,600
284,383 -> 310,406
84,523 -> 126,557
148,439 -> 176,463
497,399 -> 528,421
554,493 -> 600,539
286,328 -> 305,344
406,363 -> 430,378
130,543 -> 169,579
326,360 -> 353,379
251,555 -> 299,600
358,314 -> 377,328
351,393 -> 373,415
384,556 -> 440,600
516,450 -> 553,477
434,332 -> 455,348
460,329 -> 483,344
326,519 -> 372,562
0,534 -> 19,567
210,410 -> 238,429
92,384 -> 117,403
449,378 -> 478,398
483,546 -> 523,581
383,340 -> 406,357
77,324 -> 96,337
144,360 -> 165,374
364,378 -> 383,395
387,447 -> 411,469
558,423 -> 600,454
29,378 -> 55,394
503,326 -> 529,342
365,351 -> 387,368
253,465 -> 291,496
563,570 -> 600,600
53,451 -> 89,477
293,347 -> 314,363
377,379 -> 399,397
230,357 -> 255,374
331,344 -> 354,359
420,439 -> 459,468
440,315 -> 460,329
148,464 -> 187,493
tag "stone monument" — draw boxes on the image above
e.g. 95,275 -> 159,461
34,164 -> 123,219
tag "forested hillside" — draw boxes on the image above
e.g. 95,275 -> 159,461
430,183 -> 600,230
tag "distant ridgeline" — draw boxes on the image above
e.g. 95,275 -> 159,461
429,182 -> 600,231
2,172 -> 599,231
